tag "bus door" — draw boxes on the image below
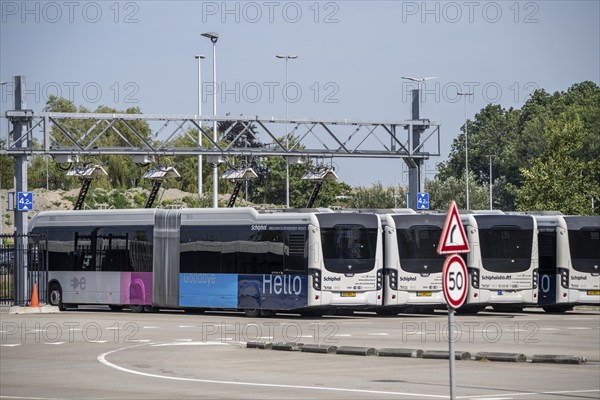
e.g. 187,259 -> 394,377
537,228 -> 557,306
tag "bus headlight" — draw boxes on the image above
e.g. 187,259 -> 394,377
309,268 -> 321,291
558,267 -> 569,289
532,268 -> 538,289
377,269 -> 383,291
469,268 -> 480,289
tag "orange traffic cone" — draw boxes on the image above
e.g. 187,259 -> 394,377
30,283 -> 39,307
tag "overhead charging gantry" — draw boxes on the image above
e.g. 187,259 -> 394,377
1,76 -> 440,304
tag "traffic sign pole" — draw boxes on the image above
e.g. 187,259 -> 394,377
438,200 -> 470,400
449,308 -> 456,400
448,306 -> 456,400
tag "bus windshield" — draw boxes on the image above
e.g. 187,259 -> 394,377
569,229 -> 600,273
320,225 -> 378,274
479,226 -> 533,273
397,225 -> 444,274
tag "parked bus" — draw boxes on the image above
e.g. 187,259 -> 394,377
536,214 -> 600,312
380,212 -> 447,314
29,207 -> 383,316
461,212 -> 539,312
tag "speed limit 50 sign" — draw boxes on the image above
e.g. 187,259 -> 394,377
442,254 -> 468,309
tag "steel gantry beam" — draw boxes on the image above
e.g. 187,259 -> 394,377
2,111 -> 440,161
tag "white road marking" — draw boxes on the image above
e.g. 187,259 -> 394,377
0,344 -> 21,347
368,332 -> 390,336
151,341 -> 229,347
458,389 -> 600,399
566,327 -> 591,330
97,344 -> 448,398
142,326 -> 160,329
178,325 -> 195,328
45,342 -> 65,345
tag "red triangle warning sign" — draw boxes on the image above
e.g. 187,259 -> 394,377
437,200 -> 470,255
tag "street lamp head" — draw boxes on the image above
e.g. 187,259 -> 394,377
195,54 -> 206,59
457,92 -> 473,96
401,76 -> 437,82
0,81 -> 7,86
201,32 -> 219,43
276,55 -> 298,59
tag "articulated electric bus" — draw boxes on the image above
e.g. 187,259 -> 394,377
461,212 -> 539,312
30,207 -> 383,316
536,214 -> 600,312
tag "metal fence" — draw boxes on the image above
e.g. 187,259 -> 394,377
0,234 -> 48,306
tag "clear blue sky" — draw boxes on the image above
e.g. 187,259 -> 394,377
1,1 -> 598,187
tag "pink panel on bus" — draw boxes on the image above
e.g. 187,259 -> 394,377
120,272 -> 152,305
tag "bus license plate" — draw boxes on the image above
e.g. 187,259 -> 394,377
341,292 -> 356,297
417,291 -> 432,297
588,290 -> 600,295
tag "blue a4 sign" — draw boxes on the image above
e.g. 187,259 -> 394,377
417,192 -> 429,210
17,192 -> 33,211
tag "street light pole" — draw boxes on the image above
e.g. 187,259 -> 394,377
195,55 -> 205,202
486,154 -> 496,210
276,55 -> 298,209
400,76 -> 436,209
202,32 -> 219,208
457,92 -> 473,209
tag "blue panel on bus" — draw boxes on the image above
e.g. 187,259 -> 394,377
238,274 -> 308,310
179,273 -> 238,308
538,272 -> 557,306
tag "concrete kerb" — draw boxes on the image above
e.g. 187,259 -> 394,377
377,348 -> 423,358
336,346 -> 377,356
8,305 -> 60,314
422,350 -> 471,360
272,342 -> 303,351
301,344 -> 337,354
247,342 -> 273,350
244,342 -> 587,364
531,354 -> 588,364
475,352 -> 527,362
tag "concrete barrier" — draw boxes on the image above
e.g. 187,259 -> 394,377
532,354 -> 587,364
272,342 -> 303,351
422,350 -> 471,360
336,346 -> 377,356
301,344 -> 337,354
377,348 -> 423,358
475,352 -> 527,362
246,342 -> 272,350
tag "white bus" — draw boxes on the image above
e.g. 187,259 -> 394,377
380,212 -> 447,314
461,212 -> 539,312
536,214 -> 600,312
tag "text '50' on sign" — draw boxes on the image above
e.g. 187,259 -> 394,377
442,254 -> 468,309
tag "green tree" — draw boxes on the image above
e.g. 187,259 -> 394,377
348,182 -> 408,209
516,110 -> 599,215
426,171 -> 488,210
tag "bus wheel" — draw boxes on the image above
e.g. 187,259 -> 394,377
48,283 -> 65,311
244,309 -> 261,318
376,309 -> 399,316
492,305 -> 523,313
130,305 -> 145,313
300,310 -> 324,318
543,306 -> 572,313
